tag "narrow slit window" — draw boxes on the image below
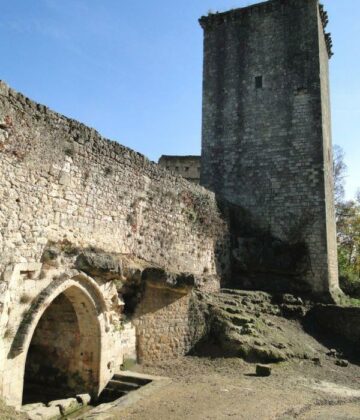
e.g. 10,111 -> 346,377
255,76 -> 263,89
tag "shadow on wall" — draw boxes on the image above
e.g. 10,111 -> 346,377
303,305 -> 360,365
217,199 -> 312,294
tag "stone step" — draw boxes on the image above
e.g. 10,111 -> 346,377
107,379 -> 140,392
223,305 -> 244,315
220,289 -> 272,302
113,373 -> 152,386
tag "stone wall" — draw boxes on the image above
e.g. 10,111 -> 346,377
0,81 -> 229,279
0,81 -> 230,406
199,0 -> 339,299
133,284 -> 208,362
0,76 -> 229,345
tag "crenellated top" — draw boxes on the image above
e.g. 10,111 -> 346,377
319,3 -> 333,58
199,0 -> 276,30
199,0 -> 333,59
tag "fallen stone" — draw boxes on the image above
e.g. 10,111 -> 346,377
280,304 -> 306,319
312,357 -> 322,366
326,348 -> 338,358
21,402 -> 46,412
272,342 -> 287,350
48,397 -> 80,415
25,404 -> 61,419
76,393 -> 92,406
256,364 -> 272,377
281,294 -> 303,305
335,359 -> 349,367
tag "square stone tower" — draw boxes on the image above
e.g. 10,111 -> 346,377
199,0 -> 340,298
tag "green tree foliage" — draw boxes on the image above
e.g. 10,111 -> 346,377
334,146 -> 360,296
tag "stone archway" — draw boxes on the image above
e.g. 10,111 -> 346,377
22,285 -> 101,405
1,272 -> 111,408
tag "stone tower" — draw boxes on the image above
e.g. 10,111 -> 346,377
199,0 -> 340,299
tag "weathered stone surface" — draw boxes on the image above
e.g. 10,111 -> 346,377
75,251 -> 123,281
141,268 -> 200,290
25,404 -> 61,419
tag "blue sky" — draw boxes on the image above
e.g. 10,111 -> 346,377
0,0 -> 359,198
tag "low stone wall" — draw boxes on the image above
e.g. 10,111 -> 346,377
133,284 -> 207,362
309,305 -> 360,345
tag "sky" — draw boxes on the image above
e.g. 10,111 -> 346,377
0,0 -> 359,198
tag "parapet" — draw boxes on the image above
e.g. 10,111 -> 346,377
199,0 -> 333,58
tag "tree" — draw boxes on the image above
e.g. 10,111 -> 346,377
333,146 -> 360,296
333,144 -> 347,207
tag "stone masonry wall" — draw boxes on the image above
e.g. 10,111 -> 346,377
133,284 -> 208,362
199,0 -> 339,298
0,81 -> 229,281
0,81 -> 230,406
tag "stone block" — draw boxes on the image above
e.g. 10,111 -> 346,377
256,364 -> 272,377
76,393 -> 92,406
26,404 -> 61,419
48,397 -> 80,415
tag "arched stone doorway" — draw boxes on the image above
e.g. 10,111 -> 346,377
22,285 -> 102,405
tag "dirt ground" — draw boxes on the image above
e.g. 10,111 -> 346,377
3,290 -> 360,420
2,355 -> 360,420
109,356 -> 360,420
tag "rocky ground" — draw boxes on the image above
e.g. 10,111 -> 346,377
192,289 -> 317,362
